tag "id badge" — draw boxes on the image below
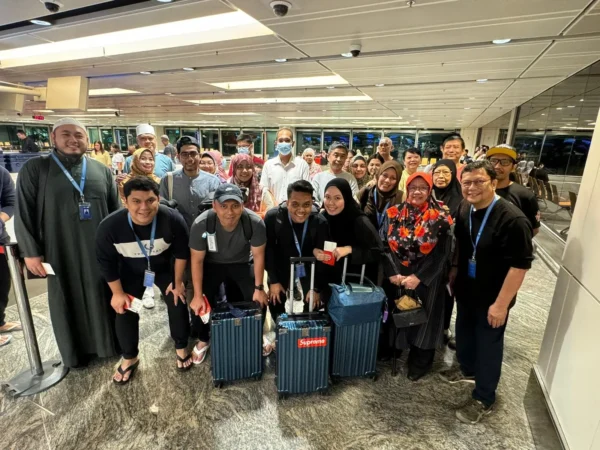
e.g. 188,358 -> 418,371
143,270 -> 155,288
79,202 -> 92,221
207,234 -> 218,252
296,263 -> 306,278
467,258 -> 477,279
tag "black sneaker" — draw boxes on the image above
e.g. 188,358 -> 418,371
456,398 -> 494,424
447,338 -> 456,350
438,368 -> 475,384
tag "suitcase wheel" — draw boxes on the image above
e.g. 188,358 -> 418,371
213,381 -> 224,389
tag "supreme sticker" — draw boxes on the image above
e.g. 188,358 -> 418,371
297,337 -> 328,348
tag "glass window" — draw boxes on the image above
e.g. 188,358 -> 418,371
416,132 -> 445,163
385,131 -> 417,155
297,130 -> 322,152
265,130 -> 278,159
514,132 -> 544,163
181,128 -> 199,140
352,131 -> 380,157
221,130 -> 240,157
24,126 -> 51,149
242,130 -> 264,159
0,125 -> 19,149
87,128 -> 100,149
566,135 -> 592,176
165,128 -> 180,147
539,133 -> 592,177
99,128 -> 114,149
113,128 -> 128,151
323,130 -> 350,150
201,130 -> 219,151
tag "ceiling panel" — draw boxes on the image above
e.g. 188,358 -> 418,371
0,0 -> 103,27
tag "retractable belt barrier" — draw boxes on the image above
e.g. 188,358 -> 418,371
1,243 -> 69,397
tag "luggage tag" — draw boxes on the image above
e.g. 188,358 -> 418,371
143,270 -> 155,288
79,202 -> 92,221
467,257 -> 476,279
295,263 -> 306,278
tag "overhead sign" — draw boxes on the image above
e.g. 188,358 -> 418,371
32,115 -> 44,120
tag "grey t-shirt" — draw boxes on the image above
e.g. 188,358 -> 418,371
189,208 -> 267,264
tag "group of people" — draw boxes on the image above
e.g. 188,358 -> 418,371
0,118 -> 540,426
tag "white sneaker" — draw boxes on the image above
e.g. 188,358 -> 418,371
142,287 -> 155,309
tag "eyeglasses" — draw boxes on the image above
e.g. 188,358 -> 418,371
407,186 -> 429,193
432,170 -> 452,177
179,151 -> 199,159
488,158 -> 513,167
462,179 -> 490,188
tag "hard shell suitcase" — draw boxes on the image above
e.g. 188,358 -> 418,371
276,257 -> 331,399
210,302 -> 263,388
329,260 -> 386,380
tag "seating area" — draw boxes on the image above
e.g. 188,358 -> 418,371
528,178 -> 576,238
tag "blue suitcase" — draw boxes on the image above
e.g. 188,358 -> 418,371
329,260 -> 386,380
276,257 -> 331,399
210,302 -> 263,388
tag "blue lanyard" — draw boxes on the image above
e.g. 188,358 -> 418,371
469,195 -> 499,258
128,213 -> 157,270
288,213 -> 308,256
374,189 -> 390,229
51,153 -> 87,201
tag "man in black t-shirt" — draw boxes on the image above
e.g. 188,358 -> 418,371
96,178 -> 191,384
487,145 -> 540,235
440,160 -> 533,424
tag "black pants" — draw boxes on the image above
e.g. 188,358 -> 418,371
407,346 -> 435,373
191,263 -> 255,343
455,302 -> 508,407
116,289 -> 190,359
443,291 -> 454,331
0,253 -> 11,327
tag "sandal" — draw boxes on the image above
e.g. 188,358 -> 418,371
192,342 -> 210,365
176,353 -> 193,372
0,335 -> 12,347
113,360 -> 139,385
0,322 -> 22,333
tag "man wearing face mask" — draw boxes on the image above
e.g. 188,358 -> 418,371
260,128 -> 310,204
15,117 -> 121,368
228,134 -> 265,177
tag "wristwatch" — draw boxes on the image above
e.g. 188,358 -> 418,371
255,284 -> 264,290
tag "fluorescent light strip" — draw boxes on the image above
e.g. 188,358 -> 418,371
209,75 -> 349,90
0,11 -> 273,68
199,113 -> 259,116
187,95 -> 372,105
278,116 -> 401,120
87,108 -> 119,112
89,88 -> 140,96
49,114 -> 118,117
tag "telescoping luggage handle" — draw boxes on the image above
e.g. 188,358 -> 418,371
289,257 -> 316,312
341,258 -> 369,286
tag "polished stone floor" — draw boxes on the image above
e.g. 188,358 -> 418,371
0,259 -> 560,450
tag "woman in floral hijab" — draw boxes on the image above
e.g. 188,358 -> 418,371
382,172 -> 453,381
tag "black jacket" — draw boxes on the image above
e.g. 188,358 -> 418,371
20,136 -> 40,153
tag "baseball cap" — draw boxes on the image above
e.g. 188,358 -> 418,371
176,136 -> 200,152
487,144 -> 517,161
214,183 -> 244,204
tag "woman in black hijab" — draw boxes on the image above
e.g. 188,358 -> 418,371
316,178 -> 383,285
431,159 -> 463,218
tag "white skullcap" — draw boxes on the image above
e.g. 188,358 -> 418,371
136,124 -> 155,136
52,117 -> 87,133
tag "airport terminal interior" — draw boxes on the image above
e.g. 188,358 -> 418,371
1,0 -> 600,449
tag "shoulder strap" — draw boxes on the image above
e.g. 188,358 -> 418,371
167,171 -> 173,200
207,209 -> 217,234
274,205 -> 287,239
241,210 -> 253,242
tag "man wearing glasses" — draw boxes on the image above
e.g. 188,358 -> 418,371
440,160 -> 533,424
487,145 -> 540,236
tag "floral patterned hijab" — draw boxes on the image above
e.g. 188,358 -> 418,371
228,153 -> 262,212
386,172 -> 453,267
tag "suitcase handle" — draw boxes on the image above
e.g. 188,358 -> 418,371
289,258 -> 316,312
342,273 -> 378,291
341,258 -> 366,285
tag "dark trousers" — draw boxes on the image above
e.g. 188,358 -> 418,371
191,263 -> 255,343
455,302 -> 508,407
267,276 -> 317,321
116,289 -> 190,359
0,253 -> 11,327
443,291 -> 454,331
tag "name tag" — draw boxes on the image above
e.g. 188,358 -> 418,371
79,202 -> 92,221
467,258 -> 476,279
143,270 -> 155,288
296,263 -> 306,279
207,234 -> 218,252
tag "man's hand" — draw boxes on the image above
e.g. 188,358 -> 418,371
190,294 -> 207,316
401,274 -> 421,290
24,257 -> 47,277
115,173 -> 127,184
488,302 -> 508,328
304,290 -> 321,309
389,274 -> 404,286
333,246 -> 352,261
111,292 -> 130,314
448,267 -> 458,287
313,249 -> 331,263
268,283 -> 284,304
253,289 -> 268,308
166,282 -> 186,306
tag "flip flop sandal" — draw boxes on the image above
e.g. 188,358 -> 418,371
0,335 -> 12,347
192,343 -> 210,365
113,360 -> 139,385
0,322 -> 22,332
176,353 -> 193,372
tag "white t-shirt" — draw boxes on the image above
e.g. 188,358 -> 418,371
312,170 -> 359,204
259,155 -> 310,204
112,152 -> 124,171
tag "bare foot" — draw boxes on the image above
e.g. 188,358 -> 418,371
113,357 -> 139,383
0,322 -> 22,332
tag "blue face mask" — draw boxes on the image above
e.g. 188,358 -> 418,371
237,146 -> 250,154
276,142 -> 292,156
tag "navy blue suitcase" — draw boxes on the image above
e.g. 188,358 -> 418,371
276,257 -> 331,399
329,261 -> 386,380
210,302 -> 263,388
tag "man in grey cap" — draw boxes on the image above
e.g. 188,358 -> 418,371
188,183 -> 268,364
161,135 -> 176,162
15,117 -> 120,368
122,124 -> 174,177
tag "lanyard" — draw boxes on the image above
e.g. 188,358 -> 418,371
51,153 -> 87,201
128,213 -> 157,270
469,195 -> 499,258
288,213 -> 308,256
374,189 -> 390,229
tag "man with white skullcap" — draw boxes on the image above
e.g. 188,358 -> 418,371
122,124 -> 174,177
14,117 -> 120,368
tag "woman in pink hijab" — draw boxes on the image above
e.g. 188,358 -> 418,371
200,150 -> 227,182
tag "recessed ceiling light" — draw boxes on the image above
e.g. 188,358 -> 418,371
541,113 -> 546,116
33,109 -> 54,113
341,52 -> 353,58
275,58 -> 287,63
327,86 -> 335,89
580,99 -> 585,102
492,39 -> 512,44
199,112 -> 259,116
556,107 -> 563,110
209,75 -> 349,90
322,109 -> 327,111
89,88 -> 141,96
375,84 -> 385,87
255,89 -> 262,92
87,108 -> 119,112
30,19 -> 52,26
182,67 -> 195,71
140,71 -> 152,75
186,94 -> 372,105
165,92 -> 172,95
476,79 -> 488,83
464,107 -> 471,110
218,90 -> 226,94
156,0 -> 174,2
567,105 -> 575,108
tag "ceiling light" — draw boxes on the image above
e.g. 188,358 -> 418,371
278,116 -> 403,120
326,86 -> 335,89
89,88 -> 140,96
30,19 -> 52,26
556,107 -> 563,110
255,89 -> 262,92
567,105 -> 575,108
208,75 -> 349,90
186,94 -> 372,105
0,11 -> 272,69
218,90 -> 226,94
182,67 -> 195,71
275,58 -> 287,63
476,79 -> 488,83
199,112 -> 259,116
140,71 -> 152,75
341,52 -> 353,58
375,84 -> 385,87
542,113 -> 546,116
492,39 -> 512,44
87,108 -> 118,112
580,99 -> 585,102
156,0 -> 174,2
469,97 -> 476,100
33,109 -> 54,113
49,114 -> 119,118
464,107 -> 471,110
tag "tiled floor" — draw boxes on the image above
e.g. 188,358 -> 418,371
0,259 -> 561,450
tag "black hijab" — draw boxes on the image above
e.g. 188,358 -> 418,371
322,178 -> 365,247
432,159 -> 463,217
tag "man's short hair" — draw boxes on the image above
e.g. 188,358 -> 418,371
379,137 -> 393,146
442,134 -> 465,149
16,130 -> 25,135
161,135 -> 169,141
124,177 -> 160,199
403,147 -> 421,159
236,133 -> 253,144
328,141 -> 348,154
110,143 -> 120,150
276,127 -> 293,139
462,160 -> 497,180
287,180 -> 314,199
302,148 -> 315,155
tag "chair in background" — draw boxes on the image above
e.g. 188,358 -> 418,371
551,184 -> 571,212
559,191 -> 579,238
537,180 -> 548,209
